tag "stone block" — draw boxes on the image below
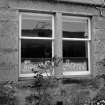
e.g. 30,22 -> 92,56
93,17 -> 105,29
93,40 -> 105,53
93,64 -> 105,77
93,29 -> 105,40
0,34 -> 18,50
93,62 -> 105,76
0,17 -> 18,49
0,0 -> 9,8
0,65 -> 18,81
0,8 -> 18,21
93,53 -> 105,64
91,52 -> 105,76
0,51 -> 18,66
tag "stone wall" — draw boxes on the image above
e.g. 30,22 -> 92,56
92,16 -> 105,76
2,75 -> 104,105
0,0 -> 105,105
0,0 -> 18,81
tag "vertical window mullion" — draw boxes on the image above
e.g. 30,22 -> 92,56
54,12 -> 62,57
54,12 -> 63,76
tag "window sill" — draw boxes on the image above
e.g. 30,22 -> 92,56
18,73 -> 93,87
19,71 -> 91,81
63,71 -> 90,76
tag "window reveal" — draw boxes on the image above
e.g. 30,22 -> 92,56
19,13 -> 91,77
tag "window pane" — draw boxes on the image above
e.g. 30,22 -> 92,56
63,16 -> 88,38
63,41 -> 88,71
21,39 -> 52,60
21,39 -> 52,74
22,14 -> 52,37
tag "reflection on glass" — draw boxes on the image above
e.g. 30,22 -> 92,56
22,14 -> 52,37
21,39 -> 52,60
21,39 -> 52,74
63,41 -> 88,71
63,16 -> 88,38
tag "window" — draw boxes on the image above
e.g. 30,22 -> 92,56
19,13 -> 54,77
62,16 -> 91,76
19,13 -> 91,77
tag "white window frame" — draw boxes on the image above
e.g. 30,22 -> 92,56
19,12 -> 91,77
19,13 -> 54,77
62,16 -> 91,76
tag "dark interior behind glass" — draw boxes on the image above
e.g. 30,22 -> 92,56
21,39 -> 52,62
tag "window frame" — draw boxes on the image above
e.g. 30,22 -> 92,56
19,12 -> 54,77
62,15 -> 91,76
19,12 -> 91,77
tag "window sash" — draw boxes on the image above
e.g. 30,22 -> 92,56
19,12 -> 91,77
62,16 -> 91,75
19,13 -> 54,77
20,13 -> 54,38
62,16 -> 91,40
62,41 -> 91,75
62,38 -> 90,41
21,36 -> 53,40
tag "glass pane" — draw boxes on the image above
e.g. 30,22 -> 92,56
63,41 -> 88,71
22,14 -> 52,37
21,39 -> 52,74
63,16 -> 88,38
